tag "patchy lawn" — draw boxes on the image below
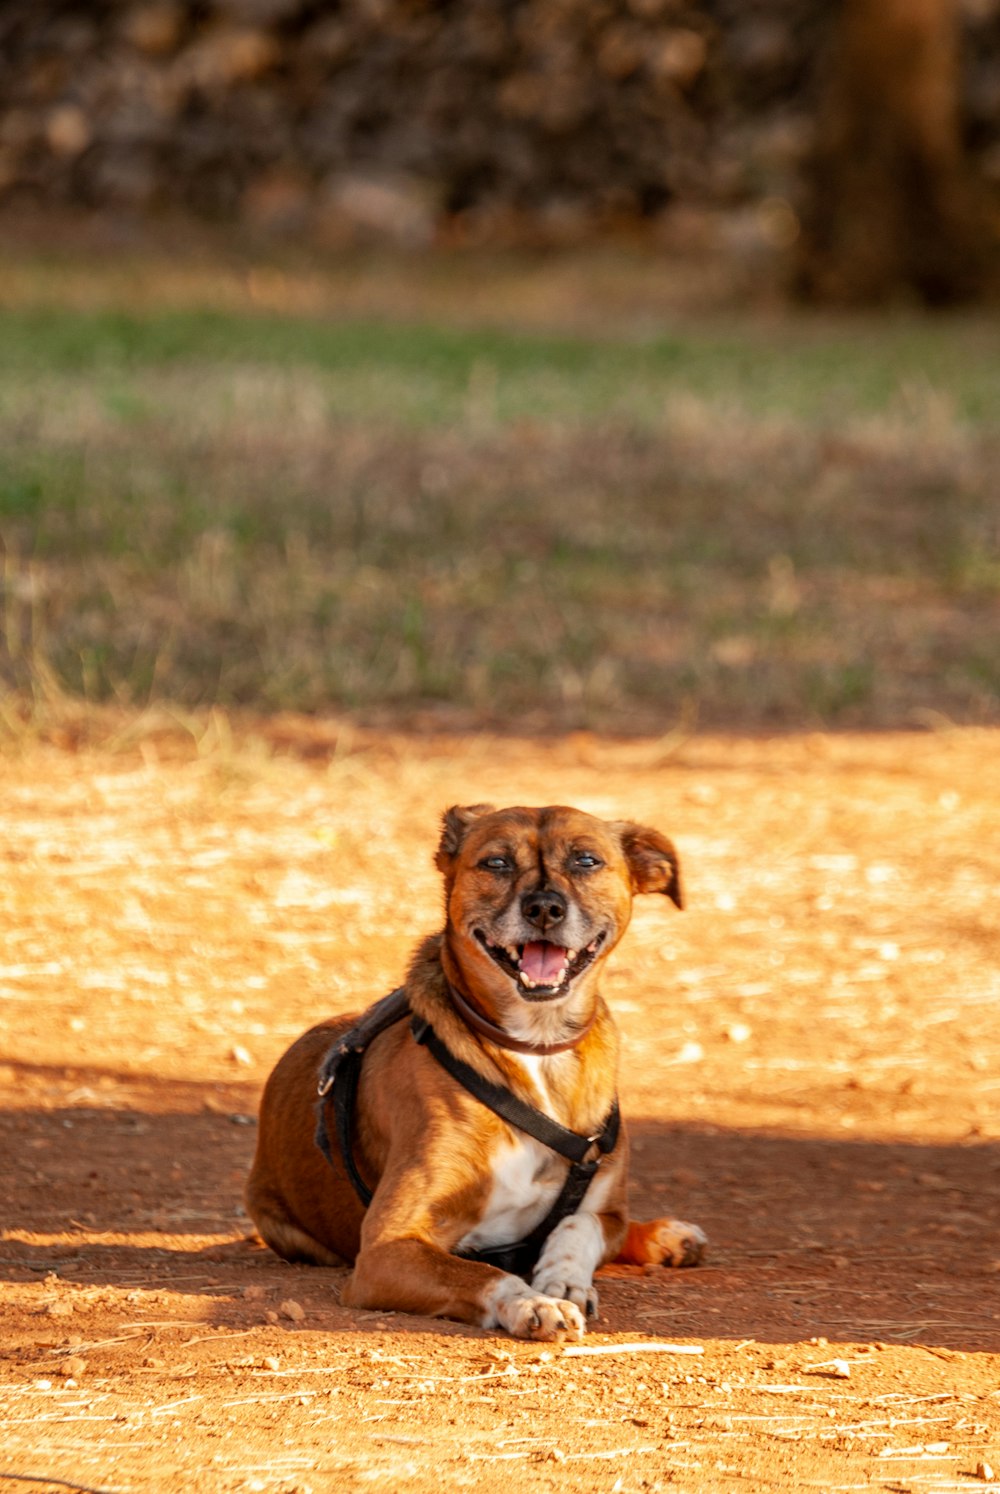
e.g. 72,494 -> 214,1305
1,247 -> 997,731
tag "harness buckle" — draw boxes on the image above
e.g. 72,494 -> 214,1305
317,1039 -> 352,1097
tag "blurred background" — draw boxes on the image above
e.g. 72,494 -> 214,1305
1,0 -> 998,737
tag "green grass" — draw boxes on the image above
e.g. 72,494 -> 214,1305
1,303 -> 999,427
1,268 -> 998,732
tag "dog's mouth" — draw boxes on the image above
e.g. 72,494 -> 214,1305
473,930 -> 607,999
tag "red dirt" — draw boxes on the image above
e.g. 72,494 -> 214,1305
2,720 -> 999,1493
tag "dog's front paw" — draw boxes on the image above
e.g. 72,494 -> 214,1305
486,1277 -> 587,1342
501,1292 -> 587,1343
622,1218 -> 708,1268
531,1262 -> 599,1320
530,1212 -> 602,1319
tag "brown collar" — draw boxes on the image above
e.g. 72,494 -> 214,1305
446,980 -> 597,1056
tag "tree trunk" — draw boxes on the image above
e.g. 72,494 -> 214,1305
796,0 -> 991,305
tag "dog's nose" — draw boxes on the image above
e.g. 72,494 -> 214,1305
520,887 -> 567,932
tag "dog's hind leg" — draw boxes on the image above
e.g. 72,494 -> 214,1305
616,1218 -> 708,1268
245,1188 -> 348,1268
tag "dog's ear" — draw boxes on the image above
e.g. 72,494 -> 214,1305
613,821 -> 683,908
435,804 -> 497,872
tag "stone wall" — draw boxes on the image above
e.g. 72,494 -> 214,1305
1,0 -> 998,245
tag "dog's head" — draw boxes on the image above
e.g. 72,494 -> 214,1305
435,804 -> 682,1012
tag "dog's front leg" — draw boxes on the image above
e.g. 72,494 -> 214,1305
344,1238 -> 586,1341
530,1170 -> 628,1322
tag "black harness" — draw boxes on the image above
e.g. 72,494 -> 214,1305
314,987 -> 620,1279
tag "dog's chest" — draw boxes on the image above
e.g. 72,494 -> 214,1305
457,1132 -> 565,1254
456,1057 -> 567,1254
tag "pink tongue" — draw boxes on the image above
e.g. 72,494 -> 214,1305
520,941 -> 568,984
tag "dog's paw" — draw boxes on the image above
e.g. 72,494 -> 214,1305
531,1214 -> 602,1320
501,1292 -> 587,1342
621,1218 -> 708,1268
531,1268 -> 599,1321
486,1277 -> 587,1342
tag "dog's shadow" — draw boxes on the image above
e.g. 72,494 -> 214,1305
3,1062 -> 998,1351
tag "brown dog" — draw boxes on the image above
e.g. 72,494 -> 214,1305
246,803 -> 706,1341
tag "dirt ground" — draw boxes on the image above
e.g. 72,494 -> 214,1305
2,718 -> 999,1494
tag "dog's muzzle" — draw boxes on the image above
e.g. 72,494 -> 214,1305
474,929 -> 608,997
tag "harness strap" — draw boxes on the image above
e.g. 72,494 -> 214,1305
459,1104 -> 619,1277
410,1017 -> 613,1164
314,986 -> 409,1207
412,1015 -> 620,1276
314,994 -> 620,1277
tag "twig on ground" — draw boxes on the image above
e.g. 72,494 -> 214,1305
149,1394 -> 203,1417
561,1341 -> 704,1358
0,1475 -> 121,1494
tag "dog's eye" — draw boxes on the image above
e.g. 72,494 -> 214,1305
573,852 -> 603,871
479,855 -> 513,873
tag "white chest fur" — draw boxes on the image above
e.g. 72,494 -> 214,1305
457,1130 -> 564,1253
457,1051 -> 603,1260
456,1053 -> 565,1255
